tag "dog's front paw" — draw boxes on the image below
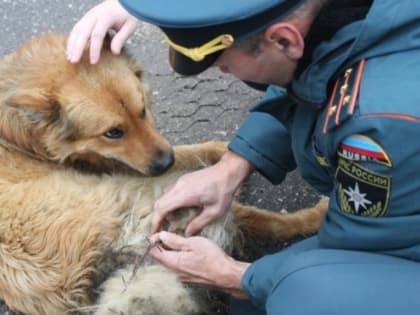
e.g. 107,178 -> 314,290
93,265 -> 200,315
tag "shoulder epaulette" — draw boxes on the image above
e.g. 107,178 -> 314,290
322,59 -> 366,134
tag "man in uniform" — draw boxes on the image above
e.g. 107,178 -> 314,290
67,0 -> 420,314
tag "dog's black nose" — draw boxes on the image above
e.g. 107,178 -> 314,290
148,149 -> 175,176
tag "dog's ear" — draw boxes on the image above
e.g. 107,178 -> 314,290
133,66 -> 143,80
129,64 -> 152,107
4,90 -> 79,146
4,90 -> 60,123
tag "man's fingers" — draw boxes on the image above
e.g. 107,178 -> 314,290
151,198 -> 171,233
152,187 -> 196,234
67,14 -> 97,63
149,232 -> 201,273
158,231 -> 189,251
148,233 -> 161,244
67,29 -> 90,63
110,20 -> 138,55
89,20 -> 114,64
150,215 -> 162,234
185,208 -> 218,237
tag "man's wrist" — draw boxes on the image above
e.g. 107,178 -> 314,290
217,150 -> 254,191
218,257 -> 250,295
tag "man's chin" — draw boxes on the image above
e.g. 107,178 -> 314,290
242,80 -> 269,91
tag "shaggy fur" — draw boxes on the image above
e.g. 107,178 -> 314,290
0,33 -> 328,315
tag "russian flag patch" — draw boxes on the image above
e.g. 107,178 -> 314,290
338,134 -> 392,167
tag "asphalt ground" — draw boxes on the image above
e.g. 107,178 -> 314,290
0,0 -> 321,313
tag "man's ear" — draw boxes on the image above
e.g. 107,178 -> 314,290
4,89 -> 60,123
262,22 -> 305,60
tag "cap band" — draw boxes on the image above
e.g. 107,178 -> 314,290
163,33 -> 234,62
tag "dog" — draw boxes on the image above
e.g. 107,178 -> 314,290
0,33 -> 328,315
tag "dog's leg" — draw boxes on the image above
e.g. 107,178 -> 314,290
170,141 -> 228,172
232,197 -> 329,240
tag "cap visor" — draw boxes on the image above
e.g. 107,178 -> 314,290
169,48 -> 220,76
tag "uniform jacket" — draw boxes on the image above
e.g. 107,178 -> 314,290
229,0 -> 420,307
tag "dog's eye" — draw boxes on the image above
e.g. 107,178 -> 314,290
104,128 -> 124,139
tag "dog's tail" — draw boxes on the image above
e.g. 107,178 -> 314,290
232,197 -> 329,240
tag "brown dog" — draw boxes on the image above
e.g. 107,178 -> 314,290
0,33 -> 328,315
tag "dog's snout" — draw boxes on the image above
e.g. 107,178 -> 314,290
148,149 -> 175,176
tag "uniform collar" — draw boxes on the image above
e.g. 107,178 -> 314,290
289,0 -> 373,109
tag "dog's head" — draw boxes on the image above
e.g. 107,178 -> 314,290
0,33 -> 174,176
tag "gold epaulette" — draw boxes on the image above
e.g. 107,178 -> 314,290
322,59 -> 366,134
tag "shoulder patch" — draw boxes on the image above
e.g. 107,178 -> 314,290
336,157 -> 391,217
322,59 -> 366,134
338,134 -> 392,167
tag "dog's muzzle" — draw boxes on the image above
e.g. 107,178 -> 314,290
148,149 -> 175,176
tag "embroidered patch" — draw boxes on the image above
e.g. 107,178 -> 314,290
338,134 -> 392,167
336,158 -> 391,217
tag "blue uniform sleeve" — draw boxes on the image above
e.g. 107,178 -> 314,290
317,53 -> 420,258
228,85 -> 296,184
318,114 -> 420,259
240,236 -> 321,309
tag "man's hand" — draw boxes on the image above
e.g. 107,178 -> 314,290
149,231 -> 250,299
66,0 -> 139,64
152,150 -> 254,236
